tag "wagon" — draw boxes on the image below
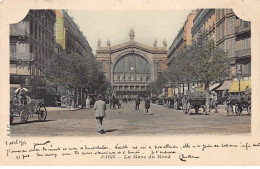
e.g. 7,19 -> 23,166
183,91 -> 206,115
183,98 -> 206,115
10,97 -> 47,124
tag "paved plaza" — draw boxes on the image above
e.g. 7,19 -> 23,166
10,102 -> 251,137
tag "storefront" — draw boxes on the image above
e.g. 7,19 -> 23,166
215,80 -> 232,104
228,80 -> 251,94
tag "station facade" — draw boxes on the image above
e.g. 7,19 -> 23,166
95,29 -> 167,97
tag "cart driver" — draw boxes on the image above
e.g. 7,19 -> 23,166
14,84 -> 29,106
244,85 -> 251,103
244,86 -> 251,96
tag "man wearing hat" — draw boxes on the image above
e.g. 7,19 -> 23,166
14,83 -> 29,106
135,95 -> 141,110
94,95 -> 106,134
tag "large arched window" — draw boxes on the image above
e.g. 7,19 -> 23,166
113,54 -> 151,74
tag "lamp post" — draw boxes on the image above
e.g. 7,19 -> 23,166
237,64 -> 242,96
238,74 -> 241,96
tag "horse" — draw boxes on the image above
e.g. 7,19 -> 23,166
225,95 -> 250,116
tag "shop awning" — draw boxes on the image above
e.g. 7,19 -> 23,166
209,83 -> 220,91
215,80 -> 232,91
228,80 -> 251,93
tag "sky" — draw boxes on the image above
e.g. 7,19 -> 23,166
67,9 -> 191,54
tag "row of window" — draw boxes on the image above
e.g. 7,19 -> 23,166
114,86 -> 146,90
230,17 -> 235,34
216,9 -> 225,22
30,10 -> 55,31
217,18 -> 250,41
29,21 -> 54,47
30,44 -> 53,64
234,62 -> 251,76
217,22 -> 225,41
229,38 -> 249,57
114,75 -> 150,81
31,66 -> 43,76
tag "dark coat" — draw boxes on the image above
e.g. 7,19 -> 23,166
145,99 -> 150,109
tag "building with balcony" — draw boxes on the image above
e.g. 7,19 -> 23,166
96,29 -> 167,97
191,9 -> 216,41
215,9 -> 251,94
167,10 -> 197,66
10,10 -> 56,99
55,10 -> 93,58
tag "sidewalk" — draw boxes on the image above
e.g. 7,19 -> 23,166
152,103 -> 228,114
46,107 -> 82,111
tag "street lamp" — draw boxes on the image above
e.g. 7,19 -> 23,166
237,64 -> 242,96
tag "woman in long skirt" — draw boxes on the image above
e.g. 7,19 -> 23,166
86,96 -> 91,110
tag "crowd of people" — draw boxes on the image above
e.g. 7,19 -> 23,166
11,82 -> 251,134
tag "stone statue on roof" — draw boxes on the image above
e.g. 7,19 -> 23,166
153,39 -> 157,48
97,39 -> 101,48
107,39 -> 111,47
129,28 -> 135,41
163,39 -> 167,48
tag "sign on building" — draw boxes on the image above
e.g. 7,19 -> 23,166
168,88 -> 173,98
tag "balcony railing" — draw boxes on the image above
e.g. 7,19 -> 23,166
235,48 -> 251,58
235,25 -> 251,34
10,25 -> 29,36
114,87 -> 146,91
10,53 -> 34,61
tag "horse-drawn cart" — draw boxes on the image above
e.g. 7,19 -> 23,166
10,97 -> 47,124
183,91 -> 206,115
183,98 -> 206,115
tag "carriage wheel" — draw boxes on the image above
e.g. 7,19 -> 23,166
20,110 -> 28,124
248,105 -> 251,116
38,105 -> 47,122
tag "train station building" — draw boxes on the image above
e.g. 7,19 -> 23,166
95,29 -> 168,97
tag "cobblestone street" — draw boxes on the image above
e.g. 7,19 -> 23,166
10,102 -> 251,137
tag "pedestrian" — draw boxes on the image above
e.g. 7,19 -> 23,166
225,94 -> 234,116
60,96 -> 66,108
210,93 -> 218,113
86,96 -> 91,110
144,96 -> 152,115
182,95 -> 187,111
244,85 -> 251,104
174,94 -> 180,110
94,95 -> 106,134
109,96 -> 112,109
222,89 -> 228,104
117,99 -> 121,109
68,98 -> 73,109
135,95 -> 140,110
